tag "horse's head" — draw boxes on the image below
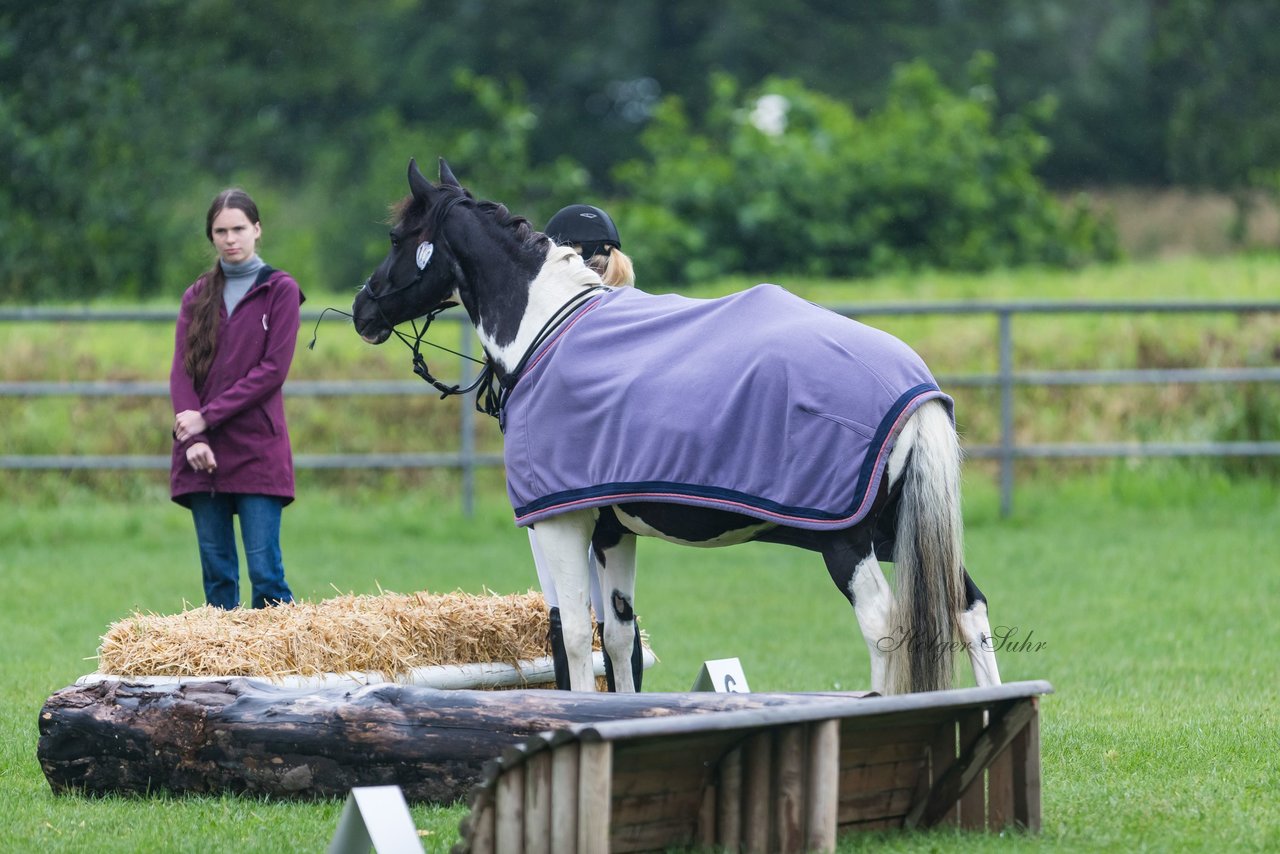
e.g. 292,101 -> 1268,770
352,158 -> 469,344
354,157 -> 600,382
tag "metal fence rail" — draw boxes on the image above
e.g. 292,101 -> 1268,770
4,300 -> 1278,516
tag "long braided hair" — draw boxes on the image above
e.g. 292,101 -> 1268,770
184,189 -> 260,388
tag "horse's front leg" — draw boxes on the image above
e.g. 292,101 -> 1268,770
595,532 -> 639,692
533,510 -> 598,691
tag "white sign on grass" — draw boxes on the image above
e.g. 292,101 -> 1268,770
691,657 -> 750,693
328,785 -> 423,854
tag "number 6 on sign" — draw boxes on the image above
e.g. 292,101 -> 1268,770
691,658 -> 750,693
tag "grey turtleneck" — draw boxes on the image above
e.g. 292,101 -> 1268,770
220,255 -> 265,316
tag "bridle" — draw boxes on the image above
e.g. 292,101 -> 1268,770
314,190 -> 607,422
365,192 -> 467,306
312,190 -> 498,408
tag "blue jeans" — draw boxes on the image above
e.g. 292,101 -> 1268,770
188,493 -> 293,609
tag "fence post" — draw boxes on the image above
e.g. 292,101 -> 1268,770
460,320 -> 476,518
998,310 -> 1014,518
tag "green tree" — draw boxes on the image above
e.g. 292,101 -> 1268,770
1153,0 -> 1280,239
0,0 -> 387,299
616,59 -> 1117,285
1,1 -> 193,299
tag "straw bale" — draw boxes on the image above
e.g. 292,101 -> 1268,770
95,590 -> 619,682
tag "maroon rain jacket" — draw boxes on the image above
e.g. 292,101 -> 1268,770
169,267 -> 305,507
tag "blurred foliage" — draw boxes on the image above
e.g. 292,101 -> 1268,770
1151,0 -> 1280,240
0,0 -> 1276,300
616,61 -> 1119,284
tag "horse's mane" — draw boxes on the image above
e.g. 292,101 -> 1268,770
388,185 -> 599,287
388,190 -> 540,248
475,199 -> 539,245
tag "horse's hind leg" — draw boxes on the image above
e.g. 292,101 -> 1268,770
594,531 -> 640,693
822,532 -> 895,694
958,567 -> 1001,687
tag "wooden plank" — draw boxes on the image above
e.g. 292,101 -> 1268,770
958,709 -> 986,830
805,720 -> 839,853
1011,698 -> 1042,831
550,743 -> 579,854
697,782 -> 716,849
573,682 -> 1054,745
470,802 -> 496,854
834,707 -> 976,732
606,788 -> 701,839
841,740 -> 931,768
905,698 -> 1037,829
607,737 -> 731,797
523,751 -> 552,853
988,742 -> 1013,831
608,766 -> 710,799
988,714 -> 1014,831
743,731 -> 773,853
609,811 -> 708,853
838,723 -> 937,752
842,815 -> 904,832
838,757 -> 925,800
494,764 -> 525,854
837,784 -> 917,825
930,719 -> 960,826
577,742 -> 612,854
716,745 -> 743,851
609,730 -> 743,764
774,725 -> 805,853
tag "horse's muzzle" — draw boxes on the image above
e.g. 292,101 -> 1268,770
353,316 -> 391,345
352,287 -> 392,344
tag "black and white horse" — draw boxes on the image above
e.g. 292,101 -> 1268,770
352,158 -> 1002,695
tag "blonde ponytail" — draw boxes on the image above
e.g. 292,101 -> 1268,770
589,247 -> 635,287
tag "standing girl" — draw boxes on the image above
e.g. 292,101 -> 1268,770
169,189 -> 304,609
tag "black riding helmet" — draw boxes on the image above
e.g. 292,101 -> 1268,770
544,204 -> 621,262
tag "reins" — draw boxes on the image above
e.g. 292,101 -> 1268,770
308,302 -> 491,398
310,288 -> 606,421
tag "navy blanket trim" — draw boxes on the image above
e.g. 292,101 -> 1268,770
514,382 -> 946,530
854,380 -> 946,495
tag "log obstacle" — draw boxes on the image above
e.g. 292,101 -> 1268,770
454,680 -> 1054,853
37,678 -> 872,804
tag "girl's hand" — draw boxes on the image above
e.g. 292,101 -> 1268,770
186,443 -> 217,473
174,409 -> 208,442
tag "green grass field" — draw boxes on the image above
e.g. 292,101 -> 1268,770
2,467 -> 1278,852
3,254 -> 1278,850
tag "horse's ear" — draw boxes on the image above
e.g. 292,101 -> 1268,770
438,158 -> 460,188
407,158 -> 434,203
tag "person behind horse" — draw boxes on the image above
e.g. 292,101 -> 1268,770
533,203 -> 643,690
547,203 -> 635,287
169,189 -> 304,610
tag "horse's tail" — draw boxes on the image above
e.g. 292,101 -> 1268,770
886,399 -> 966,694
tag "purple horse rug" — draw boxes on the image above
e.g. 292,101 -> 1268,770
503,285 -> 952,531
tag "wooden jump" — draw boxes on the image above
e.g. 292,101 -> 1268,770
454,680 -> 1053,853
